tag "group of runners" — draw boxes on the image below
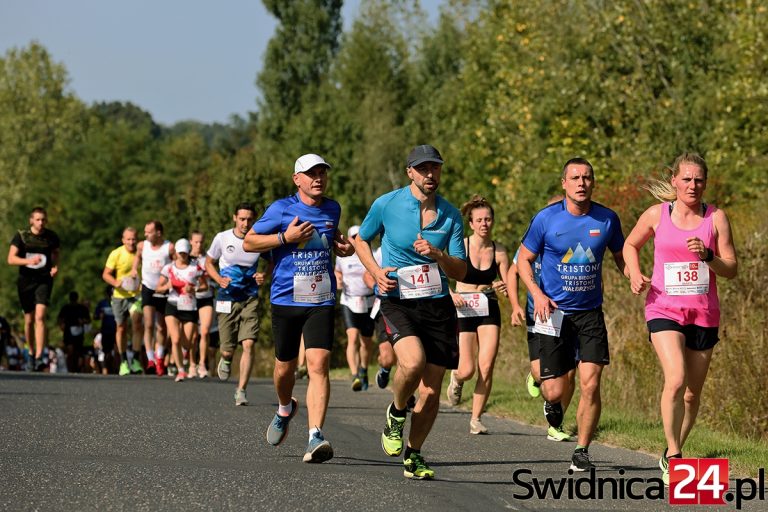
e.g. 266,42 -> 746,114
6,147 -> 737,483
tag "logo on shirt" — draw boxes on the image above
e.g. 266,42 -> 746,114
298,229 -> 330,250
562,243 -> 596,264
589,229 -> 601,237
226,245 -> 235,253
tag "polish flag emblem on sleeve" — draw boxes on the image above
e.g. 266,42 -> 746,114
589,229 -> 600,237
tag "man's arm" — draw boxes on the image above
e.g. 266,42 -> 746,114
244,216 -> 314,253
353,237 -> 396,293
205,257 -> 229,289
517,244 -> 557,322
130,241 -> 143,278
413,233 -> 467,281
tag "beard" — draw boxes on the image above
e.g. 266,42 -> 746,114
415,180 -> 439,196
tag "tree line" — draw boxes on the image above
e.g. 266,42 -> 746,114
1,0 -> 765,439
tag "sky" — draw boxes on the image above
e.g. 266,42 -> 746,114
0,0 -> 443,126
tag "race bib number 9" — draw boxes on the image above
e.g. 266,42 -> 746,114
397,263 -> 442,299
456,293 -> 489,318
664,261 -> 710,295
294,273 -> 333,303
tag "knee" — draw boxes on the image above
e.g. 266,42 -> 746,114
241,340 -> 254,354
456,364 -> 475,381
664,376 -> 686,397
580,379 -> 601,401
397,358 -> 425,379
477,361 -> 495,380
683,389 -> 700,407
34,312 -> 46,324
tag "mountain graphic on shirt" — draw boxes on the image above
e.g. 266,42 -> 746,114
297,229 -> 330,250
562,243 -> 596,264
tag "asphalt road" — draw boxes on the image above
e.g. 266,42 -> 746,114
0,372 -> 763,511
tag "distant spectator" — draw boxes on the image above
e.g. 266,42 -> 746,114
57,291 -> 91,372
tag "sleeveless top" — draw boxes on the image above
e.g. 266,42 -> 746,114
141,240 -> 172,290
462,238 -> 498,286
645,202 -> 720,326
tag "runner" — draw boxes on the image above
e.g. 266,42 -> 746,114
622,152 -> 737,485
355,144 -> 467,480
156,238 -> 206,382
516,157 -> 627,472
245,153 -> 353,463
446,195 -> 510,435
57,291 -> 91,373
189,231 -> 214,378
7,207 -> 60,371
205,203 -> 266,404
131,221 -> 175,376
102,227 -> 143,375
334,225 -> 376,391
508,195 -> 575,442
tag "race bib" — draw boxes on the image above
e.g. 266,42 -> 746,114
69,325 -> 84,337
25,252 -> 47,269
397,263 -> 442,299
215,300 -> 232,314
533,309 -> 565,337
664,261 -> 710,295
341,293 -> 374,314
370,297 -> 381,319
121,276 -> 139,292
456,293 -> 490,318
293,273 -> 333,303
177,294 -> 197,311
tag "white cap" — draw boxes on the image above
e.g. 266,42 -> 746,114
175,238 -> 191,254
294,153 -> 331,175
347,225 -> 360,238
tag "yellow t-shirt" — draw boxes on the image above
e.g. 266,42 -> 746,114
105,245 -> 139,299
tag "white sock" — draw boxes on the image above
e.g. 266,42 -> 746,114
156,346 -> 164,358
147,350 -> 155,360
309,427 -> 321,440
278,401 -> 293,417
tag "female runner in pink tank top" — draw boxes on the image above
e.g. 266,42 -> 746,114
623,153 -> 737,486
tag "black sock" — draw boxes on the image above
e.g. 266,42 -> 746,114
404,446 -> 419,460
390,402 -> 407,418
121,352 -> 128,362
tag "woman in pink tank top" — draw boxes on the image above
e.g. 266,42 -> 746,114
623,153 -> 737,486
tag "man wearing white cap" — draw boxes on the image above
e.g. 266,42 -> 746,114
334,225 -> 376,391
245,153 -> 354,464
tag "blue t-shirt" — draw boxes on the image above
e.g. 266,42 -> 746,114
513,247 -> 541,319
207,229 -> 261,302
358,186 -> 466,299
521,200 -> 624,311
253,194 -> 341,307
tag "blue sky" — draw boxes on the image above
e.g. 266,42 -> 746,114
0,0 -> 442,126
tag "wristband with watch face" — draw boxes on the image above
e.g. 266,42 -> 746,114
701,248 -> 714,262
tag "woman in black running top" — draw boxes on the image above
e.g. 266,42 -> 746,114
446,196 -> 510,434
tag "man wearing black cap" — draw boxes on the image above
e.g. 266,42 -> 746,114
354,145 -> 467,479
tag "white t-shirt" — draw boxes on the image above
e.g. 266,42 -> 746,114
141,240 -> 172,290
335,253 -> 373,298
160,261 -> 205,306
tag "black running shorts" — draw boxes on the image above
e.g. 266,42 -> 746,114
341,305 -> 375,337
18,276 -> 53,313
647,319 -> 719,351
539,307 -> 609,380
141,285 -> 167,312
379,295 -> 459,369
457,295 -> 502,332
271,305 -> 334,362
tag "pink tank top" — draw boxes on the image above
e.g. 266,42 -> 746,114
645,202 -> 719,326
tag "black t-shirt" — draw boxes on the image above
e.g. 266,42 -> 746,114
10,229 -> 60,280
58,303 -> 90,341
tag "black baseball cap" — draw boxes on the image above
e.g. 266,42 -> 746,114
407,145 -> 444,168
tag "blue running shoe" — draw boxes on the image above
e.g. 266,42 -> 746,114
266,397 -> 298,446
376,367 -> 390,389
302,431 -> 334,463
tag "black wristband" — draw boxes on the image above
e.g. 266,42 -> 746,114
701,248 -> 714,262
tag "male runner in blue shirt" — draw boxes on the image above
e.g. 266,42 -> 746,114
517,157 -> 627,472
354,144 -> 467,480
245,153 -> 354,464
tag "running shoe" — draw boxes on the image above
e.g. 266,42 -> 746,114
145,359 -> 157,375
352,375 -> 362,392
381,402 -> 406,456
266,397 -> 298,446
198,366 -> 209,379
188,364 -> 198,378
129,359 -> 143,374
470,418 -> 488,435
547,425 -> 572,442
302,431 -> 334,463
217,358 -> 231,381
175,370 -> 187,382
446,370 -> 463,406
543,401 -> 563,428
119,361 -> 131,376
403,452 -> 435,480
360,371 -> 369,391
376,367 -> 390,389
167,364 -> 178,378
526,372 -> 541,398
234,389 -> 248,406
659,448 -> 670,487
570,448 -> 594,472
155,357 -> 166,377
34,358 -> 47,372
